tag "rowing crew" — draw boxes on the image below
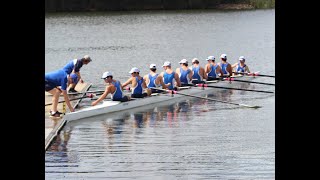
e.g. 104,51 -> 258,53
45,54 -> 250,117
91,54 -> 250,106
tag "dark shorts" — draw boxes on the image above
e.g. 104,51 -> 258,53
207,77 -> 220,81
181,83 -> 193,87
113,96 -> 129,102
131,93 -> 148,98
45,80 -> 56,91
191,80 -> 206,84
151,88 -> 163,93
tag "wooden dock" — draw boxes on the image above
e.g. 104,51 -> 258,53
45,82 -> 92,150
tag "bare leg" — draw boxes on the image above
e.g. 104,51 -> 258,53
48,88 -> 62,112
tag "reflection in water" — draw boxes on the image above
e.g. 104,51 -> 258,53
48,126 -> 73,152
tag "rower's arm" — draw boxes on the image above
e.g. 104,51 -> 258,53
231,63 -> 238,69
174,73 -> 181,87
91,86 -> 109,106
227,64 -> 233,76
204,64 -> 210,74
62,90 -> 74,112
142,78 -> 147,89
121,78 -> 132,89
245,66 -> 250,73
218,66 -> 224,77
188,69 -> 193,81
201,67 -> 208,79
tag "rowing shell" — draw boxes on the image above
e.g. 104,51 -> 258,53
63,74 -> 259,122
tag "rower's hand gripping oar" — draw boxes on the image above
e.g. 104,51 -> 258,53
196,84 -> 274,93
151,88 -> 261,109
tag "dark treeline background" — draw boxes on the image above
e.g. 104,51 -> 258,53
45,0 -> 275,12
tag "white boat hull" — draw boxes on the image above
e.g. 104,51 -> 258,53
64,75 -> 259,122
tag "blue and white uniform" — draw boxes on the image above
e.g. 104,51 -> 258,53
62,59 -> 83,74
207,64 -> 219,79
163,72 -> 176,90
179,67 -> 191,85
220,63 -> 230,76
45,69 -> 69,91
131,77 -> 146,98
147,74 -> 160,88
235,64 -> 247,73
191,66 -> 202,81
147,73 -> 161,93
111,80 -> 129,102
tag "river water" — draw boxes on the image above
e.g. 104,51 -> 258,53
45,9 -> 275,179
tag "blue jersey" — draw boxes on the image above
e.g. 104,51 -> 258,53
179,67 -> 191,85
147,73 -> 160,88
62,59 -> 83,74
111,80 -> 124,100
207,64 -> 219,78
163,71 -> 176,90
45,69 -> 69,90
236,64 -> 247,73
221,63 -> 230,76
131,77 -> 144,95
192,66 -> 202,81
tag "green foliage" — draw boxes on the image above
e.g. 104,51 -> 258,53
249,0 -> 275,8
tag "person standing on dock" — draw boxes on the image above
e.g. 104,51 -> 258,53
159,61 -> 181,90
62,55 -> 92,93
91,72 -> 130,106
190,58 -> 207,84
218,54 -> 233,77
122,67 -> 151,98
232,56 -> 250,74
176,59 -> 193,86
205,55 -> 223,80
143,64 -> 168,93
45,71 -> 78,117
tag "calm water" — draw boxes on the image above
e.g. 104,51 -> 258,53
45,9 -> 275,179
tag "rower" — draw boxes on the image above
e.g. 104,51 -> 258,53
45,70 -> 78,117
218,54 -> 233,77
91,71 -> 130,106
190,58 -> 207,84
176,59 -> 193,86
159,61 -> 181,90
62,55 -> 92,93
232,56 -> 251,75
122,67 -> 151,98
205,55 -> 223,81
143,64 -> 168,93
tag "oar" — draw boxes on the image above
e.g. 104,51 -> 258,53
234,71 -> 275,78
224,77 -> 275,86
151,88 -> 261,109
45,92 -> 103,106
67,89 -> 105,95
196,84 -> 274,93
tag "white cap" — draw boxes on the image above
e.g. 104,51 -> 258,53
83,55 -> 92,61
162,61 -> 171,67
149,64 -> 157,69
129,67 -> 140,73
239,56 -> 245,61
220,54 -> 227,59
101,71 -> 113,79
206,56 -> 215,61
192,58 -> 199,63
179,59 -> 188,64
